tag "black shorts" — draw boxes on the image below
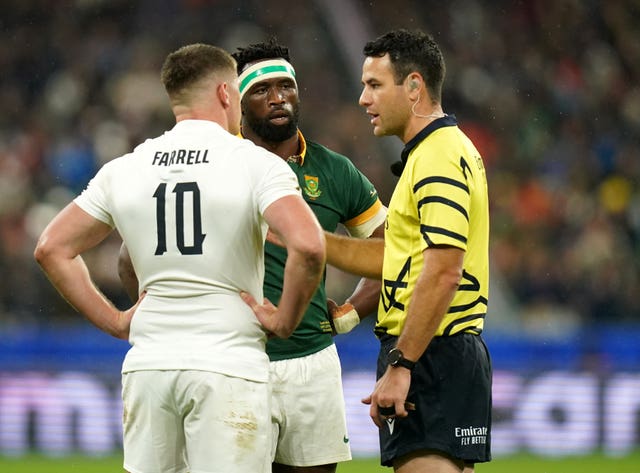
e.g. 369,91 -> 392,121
377,333 -> 492,466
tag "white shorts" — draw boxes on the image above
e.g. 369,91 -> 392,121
270,344 -> 352,466
122,370 -> 270,473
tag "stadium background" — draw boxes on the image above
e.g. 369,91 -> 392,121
1,0 -> 639,465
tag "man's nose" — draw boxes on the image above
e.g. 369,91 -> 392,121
358,89 -> 369,107
268,87 -> 285,103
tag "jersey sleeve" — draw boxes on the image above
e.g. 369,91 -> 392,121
339,159 -> 386,239
410,147 -> 470,252
73,161 -> 116,227
344,201 -> 386,239
254,150 -> 301,214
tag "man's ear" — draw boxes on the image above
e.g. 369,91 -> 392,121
406,73 -> 422,94
217,82 -> 230,108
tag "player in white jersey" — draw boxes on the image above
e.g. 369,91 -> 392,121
34,43 -> 325,473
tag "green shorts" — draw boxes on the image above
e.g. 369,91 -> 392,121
377,333 -> 492,466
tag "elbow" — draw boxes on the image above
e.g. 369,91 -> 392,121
33,238 -> 51,269
311,227 -> 327,262
447,267 -> 464,291
307,242 -> 326,276
298,230 -> 327,276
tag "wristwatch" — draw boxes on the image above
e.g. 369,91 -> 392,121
387,348 -> 416,371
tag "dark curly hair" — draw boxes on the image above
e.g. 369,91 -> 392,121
364,29 -> 445,102
231,38 -> 292,75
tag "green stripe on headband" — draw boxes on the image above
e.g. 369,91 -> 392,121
238,60 -> 297,98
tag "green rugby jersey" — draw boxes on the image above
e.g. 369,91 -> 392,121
266,132 -> 383,361
377,115 -> 489,338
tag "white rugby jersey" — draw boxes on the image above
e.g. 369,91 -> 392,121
75,120 -> 300,382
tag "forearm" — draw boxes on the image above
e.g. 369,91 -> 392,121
38,254 -> 126,338
330,277 -> 380,335
331,222 -> 384,333
325,232 -> 383,279
396,286 -> 451,362
396,248 -> 463,361
346,277 -> 381,320
34,203 -> 132,339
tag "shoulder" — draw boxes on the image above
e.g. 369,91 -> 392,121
235,137 -> 287,166
132,136 -> 156,153
229,140 -> 295,184
304,140 -> 367,180
408,127 -> 478,180
97,151 -> 137,175
305,139 -> 351,163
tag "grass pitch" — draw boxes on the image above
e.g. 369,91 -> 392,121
0,452 -> 639,472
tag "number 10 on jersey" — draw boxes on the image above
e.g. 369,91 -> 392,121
153,182 -> 206,255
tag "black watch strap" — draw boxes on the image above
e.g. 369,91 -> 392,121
388,347 -> 416,371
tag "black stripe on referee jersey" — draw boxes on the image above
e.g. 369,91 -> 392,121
443,312 -> 487,336
413,176 -> 469,195
448,295 -> 489,314
381,258 -> 410,312
420,225 -> 467,246
459,269 -> 480,292
460,156 -> 473,180
417,195 -> 469,221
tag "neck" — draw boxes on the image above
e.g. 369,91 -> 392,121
411,100 -> 445,121
402,101 -> 446,143
174,106 -> 229,130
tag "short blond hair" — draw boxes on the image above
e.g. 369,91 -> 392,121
161,43 -> 236,105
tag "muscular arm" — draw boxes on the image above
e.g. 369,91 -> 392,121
324,231 -> 384,279
34,203 -> 141,339
245,194 -> 326,338
344,223 -> 385,319
366,245 -> 463,424
328,224 -> 384,334
396,245 -> 464,360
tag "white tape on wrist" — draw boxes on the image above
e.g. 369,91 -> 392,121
333,308 -> 360,334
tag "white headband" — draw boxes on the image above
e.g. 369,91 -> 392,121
238,59 -> 297,100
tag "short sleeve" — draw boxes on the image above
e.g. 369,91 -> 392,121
254,151 -> 301,214
74,163 -> 115,227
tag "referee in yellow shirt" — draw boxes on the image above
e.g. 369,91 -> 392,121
324,29 -> 491,473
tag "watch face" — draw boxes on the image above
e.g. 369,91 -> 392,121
388,348 -> 415,370
388,348 -> 402,365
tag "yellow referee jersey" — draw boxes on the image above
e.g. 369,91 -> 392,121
376,116 -> 489,338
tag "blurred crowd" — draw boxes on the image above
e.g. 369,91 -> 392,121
0,0 -> 638,332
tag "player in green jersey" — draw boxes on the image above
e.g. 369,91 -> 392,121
233,39 -> 386,473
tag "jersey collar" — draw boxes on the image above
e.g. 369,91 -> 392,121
287,130 -> 307,165
390,114 -> 458,177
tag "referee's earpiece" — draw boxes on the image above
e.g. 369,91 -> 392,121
409,80 -> 418,91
